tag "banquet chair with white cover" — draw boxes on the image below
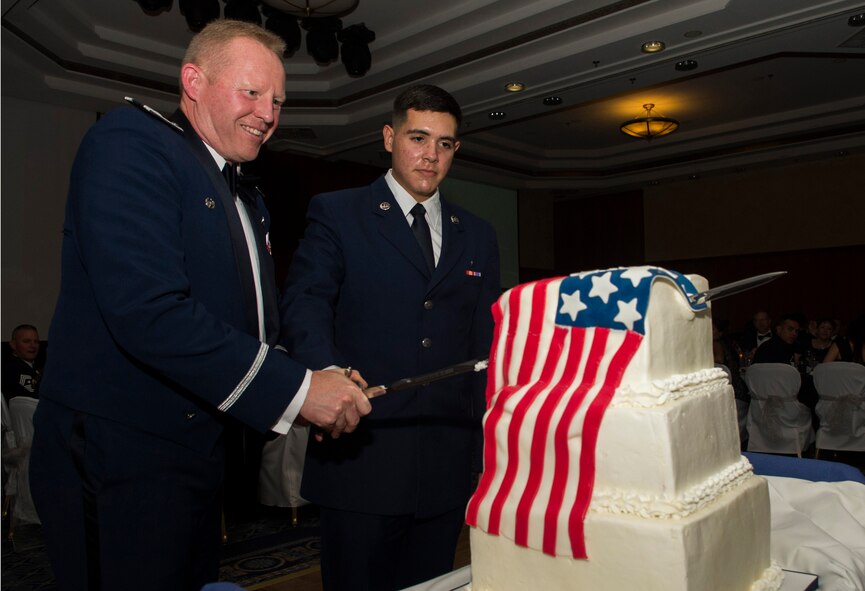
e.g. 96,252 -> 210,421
812,362 -> 865,455
6,396 -> 41,536
258,424 -> 310,526
2,396 -> 21,519
745,364 -> 814,457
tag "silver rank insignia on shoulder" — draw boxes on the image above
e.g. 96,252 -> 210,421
451,215 -> 460,224
124,97 -> 184,133
380,202 -> 391,211
204,197 -> 215,209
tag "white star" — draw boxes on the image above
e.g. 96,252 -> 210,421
559,289 -> 588,322
614,298 -> 642,331
589,271 -> 618,304
620,266 -> 653,287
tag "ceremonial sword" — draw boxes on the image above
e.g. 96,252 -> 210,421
363,270 -> 786,398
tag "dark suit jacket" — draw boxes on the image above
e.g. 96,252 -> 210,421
39,105 -> 307,456
753,337 -> 799,365
281,176 -> 501,518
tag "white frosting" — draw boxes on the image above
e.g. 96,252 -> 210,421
750,564 -> 785,591
594,381 -> 742,496
620,272 -> 713,384
611,367 -> 728,408
590,457 -> 753,519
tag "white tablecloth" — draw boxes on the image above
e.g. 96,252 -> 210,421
766,475 -> 865,590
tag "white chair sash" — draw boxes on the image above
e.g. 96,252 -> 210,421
812,362 -> 865,452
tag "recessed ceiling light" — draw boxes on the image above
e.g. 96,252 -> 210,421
849,13 -> 865,26
683,30 -> 702,38
675,59 -> 698,71
488,111 -> 506,120
504,82 -> 525,92
641,40 -> 665,53
542,96 -> 562,106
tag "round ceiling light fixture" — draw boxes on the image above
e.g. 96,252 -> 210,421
641,40 -> 666,53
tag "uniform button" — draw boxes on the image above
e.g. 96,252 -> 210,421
421,338 -> 432,348
423,300 -> 434,310
186,412 -> 196,420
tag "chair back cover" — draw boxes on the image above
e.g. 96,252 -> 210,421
258,425 -> 310,508
2,396 -> 20,493
812,362 -> 865,452
744,363 -> 814,454
7,396 -> 40,525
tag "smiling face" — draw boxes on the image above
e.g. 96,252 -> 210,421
180,36 -> 285,163
817,321 -> 834,340
383,109 -> 460,202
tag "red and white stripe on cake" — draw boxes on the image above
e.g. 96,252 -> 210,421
465,268 -> 704,559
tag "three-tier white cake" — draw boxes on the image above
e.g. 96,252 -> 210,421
466,267 -> 781,591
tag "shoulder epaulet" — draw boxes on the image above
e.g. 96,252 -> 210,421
123,97 -> 184,134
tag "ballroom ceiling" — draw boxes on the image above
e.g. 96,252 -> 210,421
3,0 -> 864,192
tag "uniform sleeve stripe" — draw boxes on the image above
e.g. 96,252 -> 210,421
219,343 -> 268,412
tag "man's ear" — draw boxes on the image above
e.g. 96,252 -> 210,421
382,124 -> 394,153
180,63 -> 204,100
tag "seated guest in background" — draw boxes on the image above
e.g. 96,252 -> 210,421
753,314 -> 802,365
712,319 -> 747,400
739,310 -> 773,363
805,318 -> 835,364
2,324 -> 42,401
823,315 -> 865,364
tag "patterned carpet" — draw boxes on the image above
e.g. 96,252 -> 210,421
0,506 -> 321,591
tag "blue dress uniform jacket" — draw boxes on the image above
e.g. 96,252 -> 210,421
281,176 -> 501,519
38,105 -> 307,455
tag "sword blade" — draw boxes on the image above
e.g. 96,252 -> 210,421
365,358 -> 489,398
690,271 -> 786,305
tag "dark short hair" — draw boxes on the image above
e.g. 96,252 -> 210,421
777,313 -> 801,328
11,324 -> 38,340
392,84 -> 462,130
816,317 -> 835,330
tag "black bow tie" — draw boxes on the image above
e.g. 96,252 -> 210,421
222,163 -> 258,205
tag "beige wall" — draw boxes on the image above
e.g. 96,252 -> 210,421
517,189 -> 555,271
1,97 -> 95,338
643,153 -> 865,261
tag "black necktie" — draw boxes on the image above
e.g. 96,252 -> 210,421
410,203 -> 435,273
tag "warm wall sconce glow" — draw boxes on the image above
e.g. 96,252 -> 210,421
619,103 -> 679,140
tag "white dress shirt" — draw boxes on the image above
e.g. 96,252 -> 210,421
385,169 -> 442,265
204,144 -> 309,434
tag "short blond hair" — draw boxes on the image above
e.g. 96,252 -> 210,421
182,19 -> 285,78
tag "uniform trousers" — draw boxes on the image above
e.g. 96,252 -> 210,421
318,504 -> 466,591
30,399 -> 224,591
